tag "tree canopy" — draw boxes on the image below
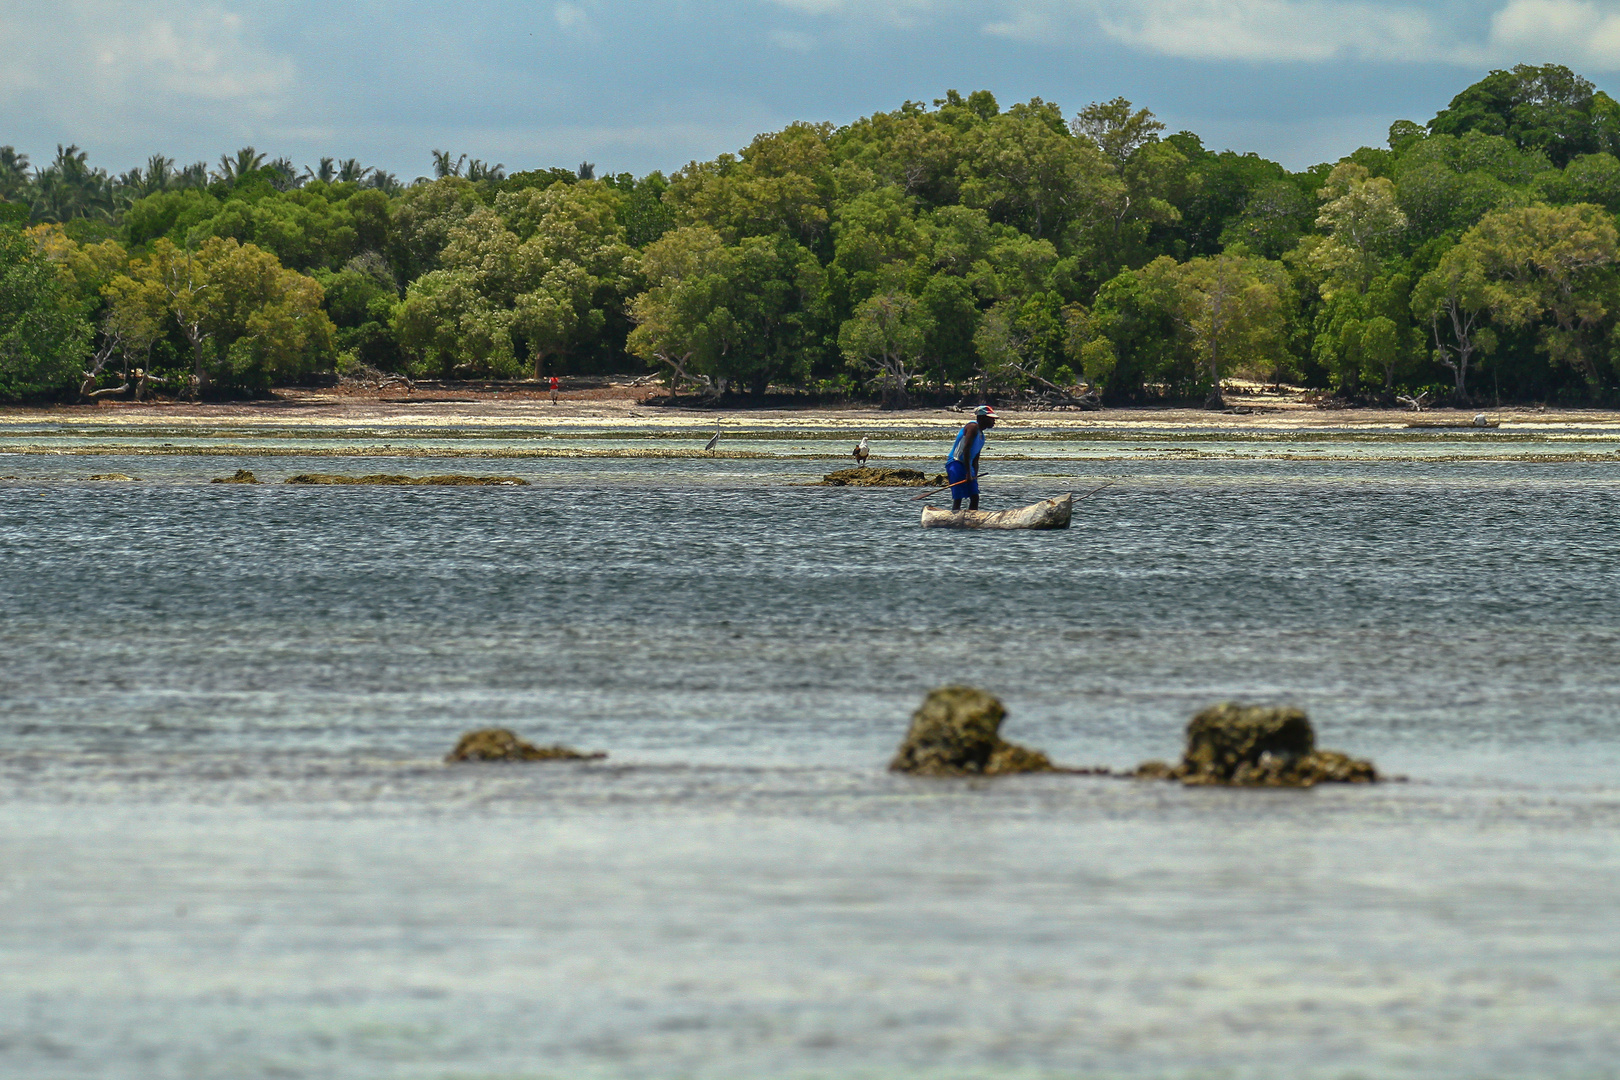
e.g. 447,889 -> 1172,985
8,64 -> 1620,405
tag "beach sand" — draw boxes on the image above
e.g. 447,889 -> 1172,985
5,380 -> 1620,436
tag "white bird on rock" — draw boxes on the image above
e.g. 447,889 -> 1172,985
704,429 -> 721,452
853,436 -> 870,466
1474,413 -> 1489,427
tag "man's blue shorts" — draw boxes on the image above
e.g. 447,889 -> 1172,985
945,459 -> 977,500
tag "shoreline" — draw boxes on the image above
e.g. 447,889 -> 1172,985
5,384 -> 1620,436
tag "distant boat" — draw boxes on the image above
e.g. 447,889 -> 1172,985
921,495 -> 1072,531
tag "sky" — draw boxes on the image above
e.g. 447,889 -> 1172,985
4,0 -> 1620,181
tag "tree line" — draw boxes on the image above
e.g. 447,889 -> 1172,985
6,64 -> 1620,407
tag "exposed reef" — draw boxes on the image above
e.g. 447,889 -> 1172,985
211,469 -> 259,484
445,728 -> 607,763
286,473 -> 529,486
821,466 -> 947,487
1134,703 -> 1377,787
86,473 -> 136,481
890,686 -> 1057,776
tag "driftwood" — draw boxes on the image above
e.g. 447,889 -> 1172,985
920,494 -> 1072,530
1396,390 -> 1433,412
78,332 -> 125,401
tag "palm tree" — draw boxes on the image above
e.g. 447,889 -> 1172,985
431,150 -> 465,179
214,147 -> 267,184
577,161 -> 596,181
144,155 -> 176,193
337,158 -> 373,183
306,157 -> 337,184
31,145 -> 114,222
178,162 -> 210,189
0,146 -> 31,202
466,158 -> 505,182
366,170 -> 403,195
266,157 -> 303,191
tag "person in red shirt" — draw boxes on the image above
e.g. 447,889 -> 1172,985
549,375 -> 559,404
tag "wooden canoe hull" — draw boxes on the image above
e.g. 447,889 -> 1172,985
920,494 -> 1073,530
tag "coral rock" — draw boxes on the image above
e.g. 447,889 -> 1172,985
1136,703 -> 1377,787
821,467 -> 946,487
890,686 -> 1053,776
287,474 -> 529,486
211,470 -> 259,484
445,728 -> 606,763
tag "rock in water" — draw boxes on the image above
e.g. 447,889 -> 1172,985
820,467 -> 946,487
211,469 -> 258,484
445,728 -> 606,763
286,474 -> 529,486
1134,703 -> 1377,787
889,686 -> 1053,776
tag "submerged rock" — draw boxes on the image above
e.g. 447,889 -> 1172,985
87,473 -> 136,482
211,469 -> 259,484
1134,703 -> 1377,787
445,728 -> 607,763
889,686 -> 1054,776
821,466 -> 946,487
286,473 -> 529,486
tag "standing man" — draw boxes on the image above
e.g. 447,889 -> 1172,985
549,375 -> 560,404
946,405 -> 996,511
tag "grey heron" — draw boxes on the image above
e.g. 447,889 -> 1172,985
704,429 -> 721,452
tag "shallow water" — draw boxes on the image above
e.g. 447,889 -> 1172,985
2,437 -> 1619,1078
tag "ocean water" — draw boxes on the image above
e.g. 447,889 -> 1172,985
2,443 -> 1619,1078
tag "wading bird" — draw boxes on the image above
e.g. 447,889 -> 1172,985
853,436 -> 870,466
704,430 -> 721,452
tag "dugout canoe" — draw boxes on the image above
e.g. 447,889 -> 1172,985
920,494 -> 1073,530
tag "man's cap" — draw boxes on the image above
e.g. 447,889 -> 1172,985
975,405 -> 997,417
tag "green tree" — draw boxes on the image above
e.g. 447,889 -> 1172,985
397,180 -> 637,377
1412,241 -> 1496,401
1136,252 -> 1293,405
213,147 -> 268,185
388,178 -> 482,285
0,146 -> 30,203
1309,163 -> 1408,297
31,145 -> 114,223
629,226 -> 826,396
1070,97 -> 1165,166
839,291 -> 933,406
668,123 -> 836,246
1428,64 -> 1620,167
957,99 -> 1118,243
1453,203 -> 1620,388
1070,268 -> 1198,399
1311,270 -> 1415,394
973,292 -> 1071,394
104,237 -> 335,393
0,224 -> 92,400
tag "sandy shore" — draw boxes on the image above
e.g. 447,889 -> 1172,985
5,382 -> 1620,435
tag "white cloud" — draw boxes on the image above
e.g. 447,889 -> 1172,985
762,0 -> 941,25
0,1 -> 295,144
983,8 -> 1059,40
1486,0 -> 1620,70
766,0 -> 935,11
1050,0 -> 1445,62
764,0 -> 1620,71
553,2 -> 592,32
769,29 -> 820,51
